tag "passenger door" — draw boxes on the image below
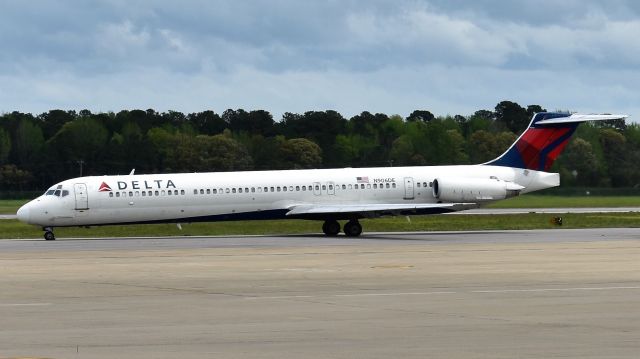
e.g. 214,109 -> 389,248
74,183 -> 89,210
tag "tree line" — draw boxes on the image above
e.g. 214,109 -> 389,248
0,100 -> 637,191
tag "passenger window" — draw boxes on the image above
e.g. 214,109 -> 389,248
328,185 -> 333,190
109,192 -> 114,197
130,191 -> 134,197
367,184 -> 371,189
62,190 -> 69,197
245,187 -> 249,193
392,183 -> 396,188
252,187 -> 256,193
354,185 -> 358,190
232,188 -> 236,193
417,182 -> 421,188
373,184 -> 377,189
315,185 -> 320,191
167,191 -> 172,196
386,183 -> 390,188
116,192 -> 120,198
136,191 -> 140,196
200,189 -> 204,194
148,191 -> 153,196
206,189 -> 210,194
239,188 -> 243,193
193,189 -> 198,195
302,186 -> 306,191
161,190 -> 165,196
181,190 -> 185,195
226,188 -> 230,194
155,191 -> 159,196
342,184 -> 346,190
424,182 -> 428,187
213,189 -> 217,194
361,184 -> 365,189
270,187 -> 274,192
283,187 -> 287,192
277,187 -> 281,192
348,184 -> 352,189
142,191 -> 146,197
258,187 -> 262,193
295,186 -> 300,191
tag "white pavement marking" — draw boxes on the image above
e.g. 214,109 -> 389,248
0,303 -> 52,307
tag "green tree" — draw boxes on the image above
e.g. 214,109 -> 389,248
495,101 -> 529,134
280,138 -> 322,169
0,128 -> 10,165
14,119 -> 44,166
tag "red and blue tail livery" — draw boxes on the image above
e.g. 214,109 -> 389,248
485,112 -> 626,171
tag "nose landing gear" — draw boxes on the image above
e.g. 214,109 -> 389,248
43,227 -> 56,241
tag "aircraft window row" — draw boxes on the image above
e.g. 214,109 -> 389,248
192,182 -> 398,195
108,189 -> 186,198
416,182 -> 432,188
44,185 -> 69,197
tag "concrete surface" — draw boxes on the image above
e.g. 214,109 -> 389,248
1,229 -> 639,358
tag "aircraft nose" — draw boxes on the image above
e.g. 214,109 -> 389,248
16,204 -> 31,223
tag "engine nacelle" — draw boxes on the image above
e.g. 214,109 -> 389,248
432,177 -> 523,202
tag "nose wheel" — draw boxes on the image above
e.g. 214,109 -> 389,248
43,227 -> 56,241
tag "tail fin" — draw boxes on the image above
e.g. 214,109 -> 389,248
485,112 -> 627,171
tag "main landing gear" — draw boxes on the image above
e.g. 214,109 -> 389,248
321,220 -> 362,237
43,227 -> 56,241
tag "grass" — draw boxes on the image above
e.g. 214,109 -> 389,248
0,199 -> 29,215
2,212 -> 640,239
3,195 -> 639,215
486,195 -> 640,208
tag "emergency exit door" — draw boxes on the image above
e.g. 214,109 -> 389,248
403,177 -> 414,200
74,183 -> 89,210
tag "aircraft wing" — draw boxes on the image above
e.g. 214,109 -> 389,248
285,202 -> 477,219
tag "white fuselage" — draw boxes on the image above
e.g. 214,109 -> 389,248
17,164 -> 559,227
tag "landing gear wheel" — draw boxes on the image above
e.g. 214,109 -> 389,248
322,220 -> 341,236
44,231 -> 55,241
343,220 -> 362,237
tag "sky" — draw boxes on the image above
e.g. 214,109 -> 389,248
1,0 -> 639,120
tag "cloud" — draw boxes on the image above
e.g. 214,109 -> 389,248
0,0 -> 639,120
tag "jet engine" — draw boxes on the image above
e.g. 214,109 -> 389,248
432,177 -> 523,202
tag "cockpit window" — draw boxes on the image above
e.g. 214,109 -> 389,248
45,185 -> 68,197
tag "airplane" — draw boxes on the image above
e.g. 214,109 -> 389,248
16,112 -> 626,240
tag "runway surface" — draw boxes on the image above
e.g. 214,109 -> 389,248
1,229 -> 640,358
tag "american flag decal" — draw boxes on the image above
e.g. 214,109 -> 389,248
356,176 -> 369,183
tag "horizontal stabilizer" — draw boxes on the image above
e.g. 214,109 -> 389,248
535,114 -> 628,125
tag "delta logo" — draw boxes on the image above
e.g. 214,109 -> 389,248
98,182 -> 112,192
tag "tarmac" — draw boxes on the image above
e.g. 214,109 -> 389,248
1,228 -> 640,358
